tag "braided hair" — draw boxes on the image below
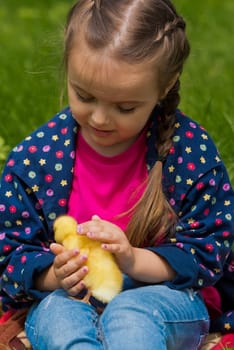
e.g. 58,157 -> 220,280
64,0 -> 190,246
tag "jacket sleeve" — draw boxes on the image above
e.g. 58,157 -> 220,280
0,162 -> 55,309
148,163 -> 234,290
0,109 -> 77,310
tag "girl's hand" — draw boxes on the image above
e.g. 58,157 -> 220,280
78,215 -> 135,273
50,243 -> 88,296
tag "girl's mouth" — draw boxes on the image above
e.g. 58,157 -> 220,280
91,126 -> 114,136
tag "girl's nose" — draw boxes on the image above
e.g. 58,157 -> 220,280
90,105 -> 110,126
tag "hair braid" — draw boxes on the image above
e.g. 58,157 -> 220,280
125,81 -> 180,247
157,79 -> 180,159
154,17 -> 186,43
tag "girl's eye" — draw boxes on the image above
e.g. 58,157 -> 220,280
75,91 -> 94,103
73,87 -> 136,112
118,106 -> 136,114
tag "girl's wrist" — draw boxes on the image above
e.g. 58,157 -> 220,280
124,247 -> 176,283
34,265 -> 59,292
119,246 -> 138,276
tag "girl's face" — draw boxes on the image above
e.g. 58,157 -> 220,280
67,42 -> 162,156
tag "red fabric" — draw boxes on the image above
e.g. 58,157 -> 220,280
201,286 -> 222,320
210,333 -> 234,349
0,308 -> 30,348
0,310 -> 16,324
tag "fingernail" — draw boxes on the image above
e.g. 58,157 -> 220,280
87,231 -> 93,237
82,266 -> 88,273
77,224 -> 83,233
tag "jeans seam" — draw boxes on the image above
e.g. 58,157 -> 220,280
97,318 -> 110,350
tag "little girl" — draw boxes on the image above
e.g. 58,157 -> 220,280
0,0 -> 233,349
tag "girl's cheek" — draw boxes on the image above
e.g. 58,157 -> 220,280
70,104 -> 91,124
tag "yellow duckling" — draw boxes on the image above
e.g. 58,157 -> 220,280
53,215 -> 123,303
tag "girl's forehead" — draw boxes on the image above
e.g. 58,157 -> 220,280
68,45 -> 158,99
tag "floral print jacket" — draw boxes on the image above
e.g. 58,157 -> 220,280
0,107 -> 233,333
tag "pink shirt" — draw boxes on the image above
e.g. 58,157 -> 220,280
68,130 -> 148,230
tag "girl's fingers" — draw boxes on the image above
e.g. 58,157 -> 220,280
101,243 -> 121,253
51,244 -> 81,269
59,254 -> 87,276
50,242 -> 65,255
78,215 -> 105,234
62,265 -> 88,291
67,280 -> 86,297
54,252 -> 87,279
86,230 -> 114,242
92,214 -> 101,220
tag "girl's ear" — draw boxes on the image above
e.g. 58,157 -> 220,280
160,73 -> 180,100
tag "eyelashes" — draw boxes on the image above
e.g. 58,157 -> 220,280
74,90 -> 136,114
75,90 -> 94,103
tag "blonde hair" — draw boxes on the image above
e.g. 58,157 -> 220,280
64,0 -> 190,247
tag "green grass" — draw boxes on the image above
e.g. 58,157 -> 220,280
0,0 -> 71,150
0,0 -> 233,185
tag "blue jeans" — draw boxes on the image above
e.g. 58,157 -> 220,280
25,280 -> 209,350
